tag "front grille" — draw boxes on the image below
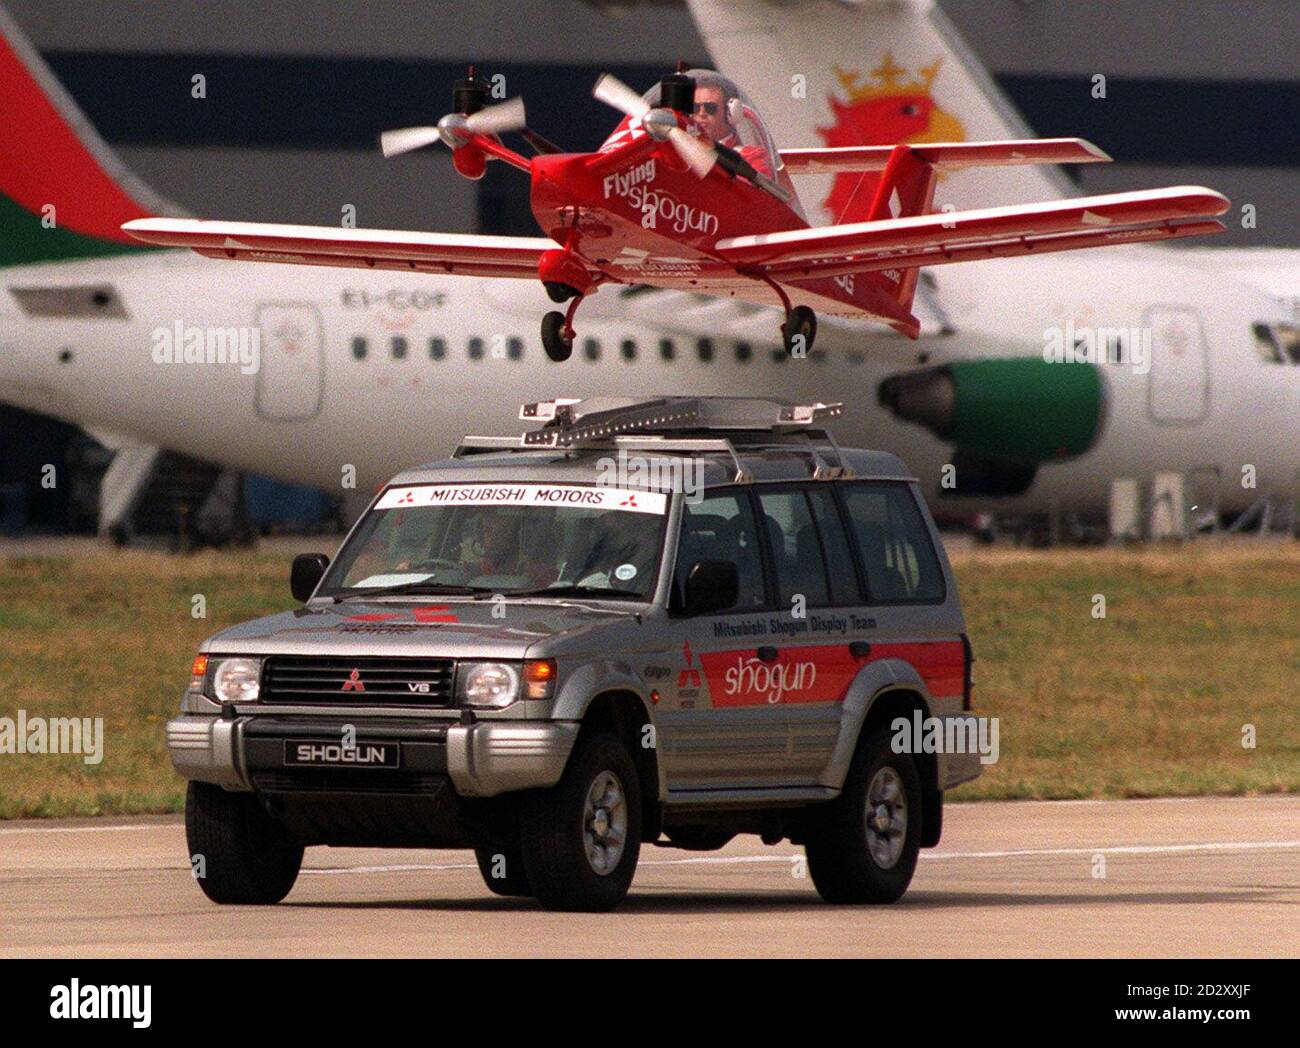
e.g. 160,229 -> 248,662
261,656 -> 455,708
251,770 -> 445,796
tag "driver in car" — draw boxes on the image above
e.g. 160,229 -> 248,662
691,74 -> 773,179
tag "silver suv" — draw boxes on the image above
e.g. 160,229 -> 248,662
171,397 -> 985,911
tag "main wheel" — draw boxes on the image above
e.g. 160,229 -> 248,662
519,733 -> 641,911
541,311 -> 574,362
185,781 -> 303,904
474,845 -> 533,898
781,305 -> 817,356
804,728 -> 922,904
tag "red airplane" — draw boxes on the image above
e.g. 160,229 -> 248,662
124,67 -> 1229,362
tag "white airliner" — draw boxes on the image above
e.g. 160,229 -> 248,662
0,0 -> 1295,536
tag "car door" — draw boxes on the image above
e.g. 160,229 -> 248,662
836,480 -> 966,750
753,485 -> 867,781
655,487 -> 790,790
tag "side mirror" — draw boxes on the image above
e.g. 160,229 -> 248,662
683,559 -> 739,615
291,553 -> 330,602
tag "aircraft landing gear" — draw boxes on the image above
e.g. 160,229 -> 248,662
781,305 -> 817,356
541,291 -> 585,362
541,312 -> 573,362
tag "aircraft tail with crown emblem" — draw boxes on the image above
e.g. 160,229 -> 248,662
686,0 -> 1074,225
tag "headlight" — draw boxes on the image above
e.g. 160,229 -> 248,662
210,657 -> 262,703
458,662 -> 519,709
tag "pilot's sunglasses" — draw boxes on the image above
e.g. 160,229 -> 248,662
693,101 -> 720,116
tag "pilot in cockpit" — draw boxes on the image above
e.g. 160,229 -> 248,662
690,73 -> 774,179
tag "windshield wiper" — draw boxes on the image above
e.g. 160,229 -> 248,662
328,582 -> 493,602
504,584 -> 646,600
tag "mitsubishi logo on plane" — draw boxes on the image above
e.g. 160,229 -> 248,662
341,669 -> 365,692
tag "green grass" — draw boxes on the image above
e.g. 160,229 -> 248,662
0,542 -> 1295,817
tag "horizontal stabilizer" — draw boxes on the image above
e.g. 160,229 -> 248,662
779,138 -> 1111,176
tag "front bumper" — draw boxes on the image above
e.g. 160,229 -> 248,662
166,713 -> 580,799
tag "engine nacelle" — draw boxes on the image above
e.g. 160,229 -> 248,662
879,358 -> 1104,463
451,143 -> 487,181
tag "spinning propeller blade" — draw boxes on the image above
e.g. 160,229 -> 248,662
592,73 -> 650,119
380,96 -> 527,158
594,72 -> 715,178
380,126 -> 442,158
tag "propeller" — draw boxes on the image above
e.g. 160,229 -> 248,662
380,96 -> 527,158
592,73 -> 717,178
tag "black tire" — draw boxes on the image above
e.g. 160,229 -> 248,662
781,305 -> 817,355
185,781 -> 303,905
474,845 -> 533,897
541,311 -> 574,362
519,733 -> 641,911
805,728 -> 922,904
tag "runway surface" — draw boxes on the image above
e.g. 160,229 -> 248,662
2,795 -> 1296,958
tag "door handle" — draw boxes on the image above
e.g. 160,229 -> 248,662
756,646 -> 779,663
849,640 -> 872,659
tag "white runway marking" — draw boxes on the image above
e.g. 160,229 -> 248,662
0,823 -> 164,836
292,839 -> 1300,876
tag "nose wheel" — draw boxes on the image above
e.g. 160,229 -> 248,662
781,305 -> 817,356
541,291 -> 586,363
541,312 -> 574,362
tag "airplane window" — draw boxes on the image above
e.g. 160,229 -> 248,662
507,337 -> 524,360
468,337 -> 485,360
620,339 -> 636,361
1285,325 -> 1300,364
697,338 -> 714,362
1252,323 -> 1284,364
735,341 -> 752,363
583,338 -> 601,361
351,336 -> 367,360
429,337 -> 447,360
659,339 -> 675,361
390,336 -> 408,360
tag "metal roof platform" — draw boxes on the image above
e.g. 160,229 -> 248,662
453,397 -> 853,482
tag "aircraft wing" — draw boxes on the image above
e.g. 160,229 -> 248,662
715,187 -> 1229,279
778,138 -> 1112,176
121,218 -> 553,279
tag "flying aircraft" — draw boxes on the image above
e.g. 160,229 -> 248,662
1,0 -> 1295,542
122,63 -> 1229,362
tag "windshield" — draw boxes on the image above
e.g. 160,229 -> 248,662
638,68 -> 781,181
320,483 -> 670,600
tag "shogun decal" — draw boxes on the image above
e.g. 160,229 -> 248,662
627,185 -> 719,236
697,641 -> 965,707
724,656 -> 817,705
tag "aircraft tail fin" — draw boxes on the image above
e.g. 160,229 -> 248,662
0,5 -> 171,267
687,0 -> 1075,224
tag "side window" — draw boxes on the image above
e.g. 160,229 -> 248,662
756,489 -> 828,607
805,487 -> 861,605
840,483 -> 944,603
350,336 -> 367,360
673,491 -> 765,612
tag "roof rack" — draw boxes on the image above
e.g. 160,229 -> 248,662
453,396 -> 853,482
